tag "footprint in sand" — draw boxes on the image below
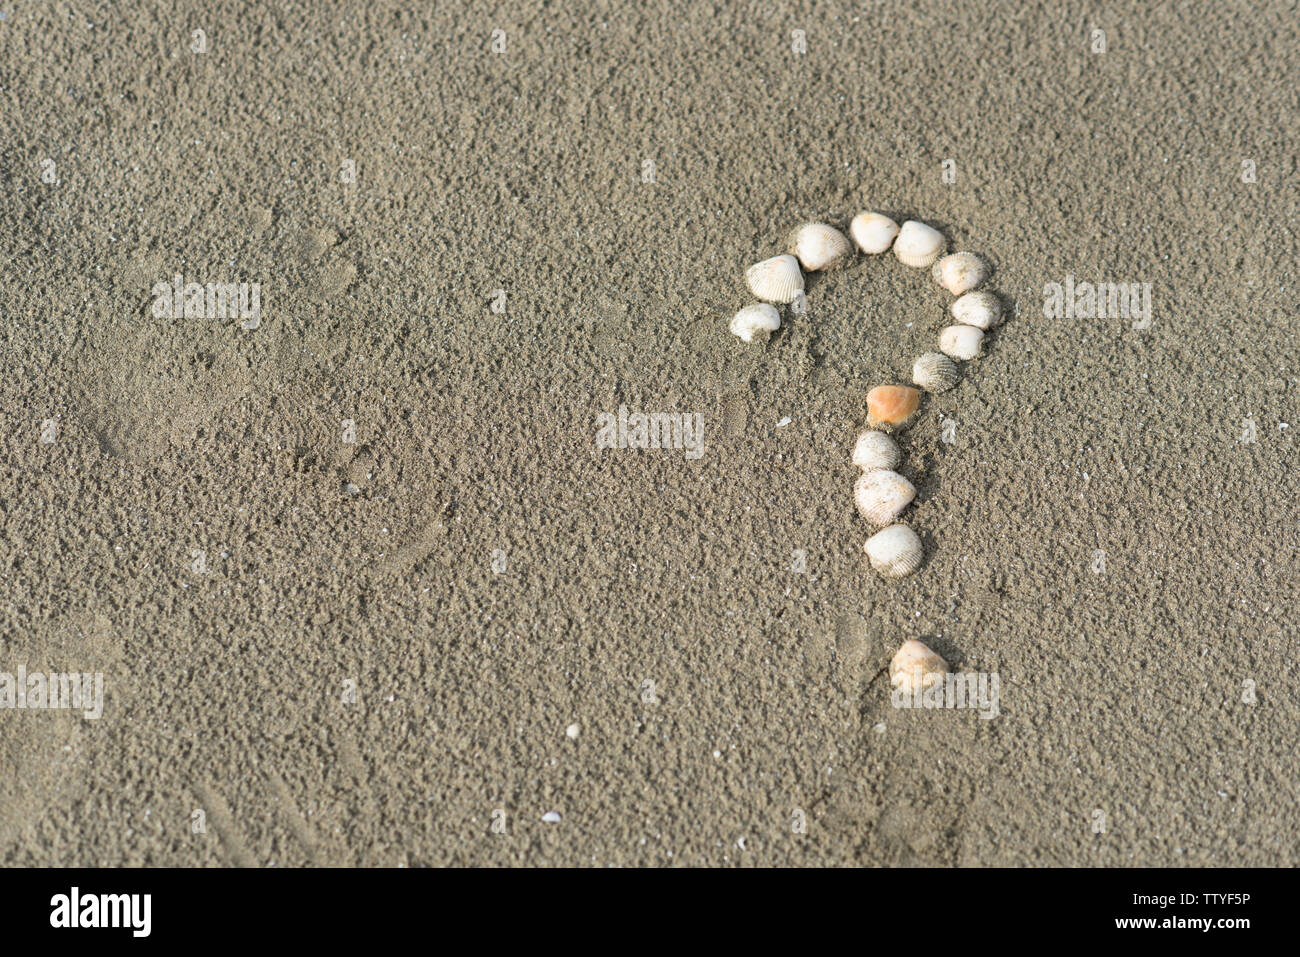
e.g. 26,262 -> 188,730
0,610 -> 122,856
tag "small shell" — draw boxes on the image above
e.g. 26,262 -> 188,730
931,252 -> 989,295
745,254 -> 804,304
889,639 -> 948,693
911,352 -> 959,393
853,469 -> 916,526
851,430 -> 901,471
729,303 -> 781,343
863,524 -> 923,578
849,211 -> 900,254
788,223 -> 851,271
893,220 -> 945,268
939,324 -> 985,361
866,384 -> 921,429
951,290 -> 1002,330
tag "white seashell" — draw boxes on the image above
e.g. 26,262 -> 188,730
849,212 -> 900,254
863,524 -> 923,578
911,352 -> 960,392
745,254 -> 804,304
950,290 -> 1002,330
851,430 -> 901,472
931,252 -> 989,295
938,324 -> 984,361
893,220 -> 945,268
853,469 -> 916,526
889,639 -> 948,693
788,222 -> 851,271
729,303 -> 781,343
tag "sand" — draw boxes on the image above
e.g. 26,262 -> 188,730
1,0 -> 1297,866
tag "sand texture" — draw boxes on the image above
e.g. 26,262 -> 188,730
1,0 -> 1298,865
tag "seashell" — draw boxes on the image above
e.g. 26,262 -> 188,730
950,290 -> 1002,330
911,352 -> 959,393
863,524 -> 923,578
938,324 -> 985,361
889,639 -> 948,693
853,469 -> 916,525
893,220 -> 945,268
931,252 -> 989,295
745,254 -> 804,304
849,212 -> 900,254
866,384 -> 921,429
788,222 -> 851,271
729,303 -> 781,343
851,430 -> 901,471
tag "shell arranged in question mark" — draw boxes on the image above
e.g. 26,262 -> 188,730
864,524 -> 924,578
931,252 -> 989,295
893,220 -> 946,268
745,254 -> 804,303
866,385 -> 922,430
731,212 -> 1007,690
788,222 -> 852,271
951,290 -> 1002,329
939,324 -> 985,361
890,639 -> 949,693
912,352 -> 960,393
849,211 -> 900,254
853,470 -> 916,526
851,430 -> 902,472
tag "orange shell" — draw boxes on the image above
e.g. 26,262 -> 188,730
866,385 -> 921,427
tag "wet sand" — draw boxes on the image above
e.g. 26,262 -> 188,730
2,0 -> 1298,865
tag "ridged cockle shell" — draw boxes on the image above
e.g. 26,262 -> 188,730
893,220 -> 945,268
745,254 -> 804,304
912,352 -> 959,392
851,430 -> 901,471
788,223 -> 851,271
931,252 -> 989,295
951,290 -> 1002,330
853,469 -> 916,525
864,524 -> 924,578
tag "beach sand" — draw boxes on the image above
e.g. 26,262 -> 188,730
1,0 -> 1297,865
